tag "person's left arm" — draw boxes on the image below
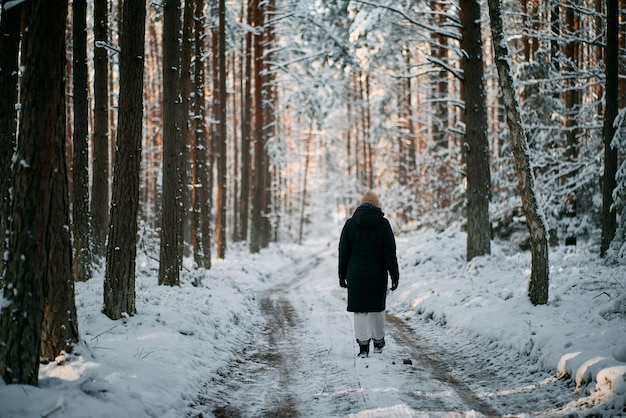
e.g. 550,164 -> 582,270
382,220 -> 399,290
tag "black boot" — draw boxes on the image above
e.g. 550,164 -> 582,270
357,339 -> 370,357
373,337 -> 385,353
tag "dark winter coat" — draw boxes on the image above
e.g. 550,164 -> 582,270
338,203 -> 399,312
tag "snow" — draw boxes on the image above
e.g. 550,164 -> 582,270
0,224 -> 624,417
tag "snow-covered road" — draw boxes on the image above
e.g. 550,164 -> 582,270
195,246 -> 580,417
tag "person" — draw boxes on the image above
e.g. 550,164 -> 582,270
338,191 -> 399,357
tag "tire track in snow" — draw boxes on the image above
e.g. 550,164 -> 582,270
385,314 -> 500,416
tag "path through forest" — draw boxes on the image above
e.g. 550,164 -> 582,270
190,247 -> 581,417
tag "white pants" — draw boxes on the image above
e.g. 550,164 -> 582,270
354,311 -> 385,344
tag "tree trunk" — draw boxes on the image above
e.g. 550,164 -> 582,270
189,0 -> 209,269
192,0 -> 212,270
208,0 -> 218,254
250,0 -> 265,254
145,22 -> 162,226
179,0 -> 195,260
600,0 -> 619,256
0,0 -> 68,384
91,0 -> 109,260
431,0 -> 448,150
521,0 -> 538,61
231,52 -> 240,242
44,2 -> 80,351
487,0 -> 549,305
402,47 -> 417,183
104,0 -> 146,319
298,127 -> 312,245
353,72 -> 361,181
617,0 -> 626,109
41,135 -> 79,360
363,73 -> 375,190
261,0 -> 277,246
0,1 -> 23,285
561,1 -> 580,244
550,2 -> 560,72
72,0 -> 93,282
460,0 -> 491,261
215,0 -> 228,259
159,0 -> 182,286
563,1 -> 580,164
238,0 -> 253,243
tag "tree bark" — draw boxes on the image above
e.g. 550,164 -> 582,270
72,0 -> 93,282
41,135 -> 79,360
521,0 -> 538,61
0,0 -> 68,384
231,51 -> 240,242
104,0 -> 146,319
460,0 -> 491,261
215,0 -> 228,258
192,0 -> 212,270
159,0 -> 182,286
487,0 -> 549,305
561,1 -> 580,244
600,0 -> 619,256
0,1 -> 22,285
261,0 -> 277,246
430,0 -> 448,150
250,0 -> 265,254
299,127 -> 312,245
550,2 -> 560,72
91,0 -> 109,260
179,0 -> 195,259
238,0 -> 253,243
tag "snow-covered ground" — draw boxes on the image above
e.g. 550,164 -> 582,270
0,224 -> 624,417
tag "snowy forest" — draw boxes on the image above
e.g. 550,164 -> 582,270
0,0 -> 625,416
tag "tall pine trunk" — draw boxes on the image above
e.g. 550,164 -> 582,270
215,0 -> 228,258
41,135 -> 79,360
600,0 -> 619,256
0,0 -> 69,384
192,0 -> 212,270
238,0 -> 253,243
250,0 -> 265,254
72,0 -> 93,282
430,0 -> 448,150
487,0 -> 549,305
41,0 -> 84,360
159,0 -> 182,286
104,0 -> 146,319
91,0 -> 110,260
179,0 -> 195,259
460,0 -> 491,261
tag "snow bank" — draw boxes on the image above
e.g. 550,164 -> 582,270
389,227 -> 626,414
0,242 -> 310,418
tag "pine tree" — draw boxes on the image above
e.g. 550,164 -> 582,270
0,0 -> 70,384
487,0 -> 549,305
72,0 -> 93,282
159,0 -> 182,286
461,0 -> 491,261
104,0 -> 147,319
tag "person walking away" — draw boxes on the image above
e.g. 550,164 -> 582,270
338,191 -> 399,357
